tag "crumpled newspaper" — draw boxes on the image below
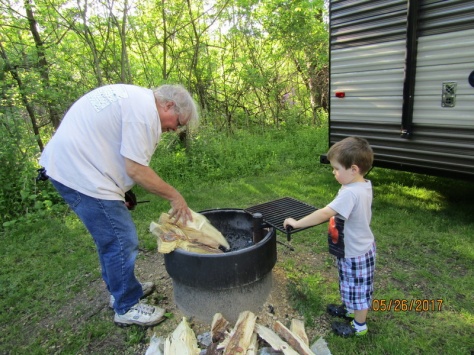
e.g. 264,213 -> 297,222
150,209 -> 230,254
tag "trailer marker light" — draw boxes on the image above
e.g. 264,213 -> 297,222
335,92 -> 345,98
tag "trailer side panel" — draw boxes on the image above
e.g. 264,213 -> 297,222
328,0 -> 474,179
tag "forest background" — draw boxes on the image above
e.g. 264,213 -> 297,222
1,0 -> 328,227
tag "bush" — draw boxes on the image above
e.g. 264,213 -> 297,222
150,124 -> 328,186
0,114 -> 61,228
1,116 -> 328,228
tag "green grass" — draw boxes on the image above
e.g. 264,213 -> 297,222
1,125 -> 473,354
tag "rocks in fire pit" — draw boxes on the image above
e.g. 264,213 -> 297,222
145,311 -> 331,355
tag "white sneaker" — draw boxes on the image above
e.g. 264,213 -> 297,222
114,302 -> 166,327
109,281 -> 155,309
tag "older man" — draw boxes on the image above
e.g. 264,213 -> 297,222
40,84 -> 198,326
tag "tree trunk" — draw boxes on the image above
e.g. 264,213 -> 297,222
24,0 -> 62,129
109,0 -> 132,83
79,0 -> 104,86
0,41 -> 44,151
161,0 -> 168,80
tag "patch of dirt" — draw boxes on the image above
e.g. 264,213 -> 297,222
52,242 -> 337,354
135,243 -> 336,352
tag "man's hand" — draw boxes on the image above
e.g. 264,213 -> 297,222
169,195 -> 192,224
124,158 -> 193,222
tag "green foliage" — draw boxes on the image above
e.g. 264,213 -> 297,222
0,113 -> 62,228
0,0 -> 329,229
1,0 -> 328,150
150,124 -> 328,188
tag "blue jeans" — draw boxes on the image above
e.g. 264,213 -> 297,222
50,179 -> 142,314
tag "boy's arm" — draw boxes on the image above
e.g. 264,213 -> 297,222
284,206 -> 337,229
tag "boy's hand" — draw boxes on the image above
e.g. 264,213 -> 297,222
283,218 -> 298,229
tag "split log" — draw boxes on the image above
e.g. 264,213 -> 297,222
273,321 -> 315,355
206,313 -> 230,354
254,324 -> 299,355
290,319 -> 309,346
150,210 -> 230,254
211,313 -> 230,342
216,335 -> 231,352
223,311 -> 257,355
246,332 -> 258,355
205,343 -> 219,355
164,317 -> 200,355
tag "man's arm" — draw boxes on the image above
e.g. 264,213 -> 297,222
125,158 -> 192,222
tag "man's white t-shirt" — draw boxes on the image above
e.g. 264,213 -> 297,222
40,84 -> 162,200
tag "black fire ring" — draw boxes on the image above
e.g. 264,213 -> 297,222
164,209 -> 277,290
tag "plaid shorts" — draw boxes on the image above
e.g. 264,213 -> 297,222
338,243 -> 376,310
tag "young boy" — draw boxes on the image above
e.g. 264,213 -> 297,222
283,136 -> 376,337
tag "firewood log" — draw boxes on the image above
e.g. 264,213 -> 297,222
151,210 -> 230,254
223,311 -> 256,355
254,324 -> 299,355
246,332 -> 258,355
273,321 -> 315,355
211,313 -> 230,342
206,313 -> 230,354
290,319 -> 309,346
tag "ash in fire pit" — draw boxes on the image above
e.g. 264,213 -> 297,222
164,209 -> 276,323
222,232 -> 253,252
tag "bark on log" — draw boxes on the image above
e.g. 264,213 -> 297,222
211,313 -> 230,342
223,311 -> 256,355
206,313 -> 230,354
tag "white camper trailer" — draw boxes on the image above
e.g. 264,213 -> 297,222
326,0 -> 474,179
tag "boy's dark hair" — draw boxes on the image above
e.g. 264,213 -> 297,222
327,136 -> 374,175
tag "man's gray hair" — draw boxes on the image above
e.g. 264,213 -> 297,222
153,84 -> 199,127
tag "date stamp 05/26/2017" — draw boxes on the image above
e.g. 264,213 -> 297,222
372,299 -> 444,312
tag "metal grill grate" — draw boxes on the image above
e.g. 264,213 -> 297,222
245,197 -> 318,238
